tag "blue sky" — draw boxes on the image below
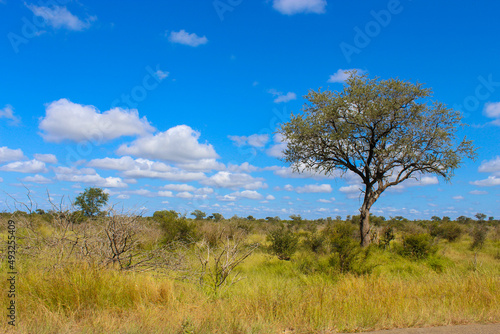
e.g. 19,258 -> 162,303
0,0 -> 499,219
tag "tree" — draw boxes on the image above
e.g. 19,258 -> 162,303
191,210 -> 206,220
74,187 -> 109,217
475,213 -> 487,222
280,72 -> 476,247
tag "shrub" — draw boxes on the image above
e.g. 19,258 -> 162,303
157,213 -> 199,244
267,224 -> 299,260
429,221 -> 463,242
379,225 -> 395,249
398,233 -> 437,260
470,226 -> 488,250
325,222 -> 362,273
303,231 -> 326,254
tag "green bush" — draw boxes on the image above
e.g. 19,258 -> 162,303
156,211 -> 199,244
398,233 -> 437,260
429,221 -> 463,242
267,224 -> 299,260
470,226 -> 488,250
303,231 -> 326,254
325,222 -> 362,273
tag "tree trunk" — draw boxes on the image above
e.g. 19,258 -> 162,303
359,206 -> 371,247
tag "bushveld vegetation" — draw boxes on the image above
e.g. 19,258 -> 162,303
0,197 -> 499,334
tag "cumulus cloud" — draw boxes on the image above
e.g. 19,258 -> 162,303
201,171 -> 266,190
162,184 -> 197,192
21,174 -> 52,184
88,156 -> 206,182
268,89 -> 297,103
33,153 -> 58,164
0,147 -> 25,163
478,156 -> 500,176
296,183 -> 332,193
158,190 -> 174,197
176,192 -> 194,199
230,190 -> 264,200
272,0 -> 327,15
0,105 -> 21,125
484,102 -> 500,119
0,159 -> 47,173
266,195 -> 276,200
117,125 -> 218,163
227,162 -> 260,173
26,4 -> 96,31
469,190 -> 488,195
177,159 -> 225,172
266,134 -> 288,158
328,69 -> 365,83
167,30 -> 208,47
39,99 -> 154,143
228,134 -> 269,147
54,166 -> 127,188
470,176 -> 500,187
339,184 -> 361,199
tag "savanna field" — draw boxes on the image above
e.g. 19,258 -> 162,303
1,208 -> 499,334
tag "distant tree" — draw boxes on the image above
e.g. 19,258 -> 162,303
442,216 -> 451,222
279,72 -> 476,246
35,209 -> 45,215
289,214 -> 302,223
431,216 -> 441,222
191,210 -> 206,220
475,213 -> 487,223
74,187 -> 109,217
456,215 -> 470,223
246,215 -> 255,221
212,213 -> 223,222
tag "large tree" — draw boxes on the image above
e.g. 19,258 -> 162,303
280,73 -> 476,246
74,187 -> 109,217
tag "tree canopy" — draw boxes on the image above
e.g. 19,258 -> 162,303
280,72 -> 476,246
74,187 -> 109,217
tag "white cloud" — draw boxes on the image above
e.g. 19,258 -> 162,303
339,184 -> 361,199
227,162 -> 260,173
177,192 -> 194,199
162,184 -> 197,192
201,171 -> 266,190
469,190 -> 488,195
21,174 -> 52,184
266,195 -> 276,200
296,183 -> 332,193
0,159 -> 47,173
268,89 -> 297,103
0,105 -> 20,125
478,156 -> 500,176
452,196 -> 464,200
88,157 -> 207,182
54,167 -> 127,188
470,176 -> 500,187
168,30 -> 208,47
39,99 -> 154,143
317,199 -> 332,203
266,133 -> 288,158
272,0 -> 327,15
33,153 -> 58,164
158,190 -> 174,197
177,159 -> 225,172
0,177 -> 2,182
328,69 -> 365,83
117,125 -> 218,163
195,187 -> 214,195
26,4 -> 95,31
484,102 -> 500,119
217,195 -> 237,202
284,184 -> 294,191
155,70 -> 169,80
228,134 -> 269,147
0,147 -> 25,163
230,190 -> 264,200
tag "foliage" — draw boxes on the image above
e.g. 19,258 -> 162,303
74,187 -> 109,217
191,210 -> 206,220
325,222 -> 362,273
398,233 -> 437,260
267,224 -> 299,260
279,72 -> 476,246
158,212 -> 199,244
429,221 -> 463,242
212,213 -> 223,222
379,225 -> 395,249
470,226 -> 488,250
